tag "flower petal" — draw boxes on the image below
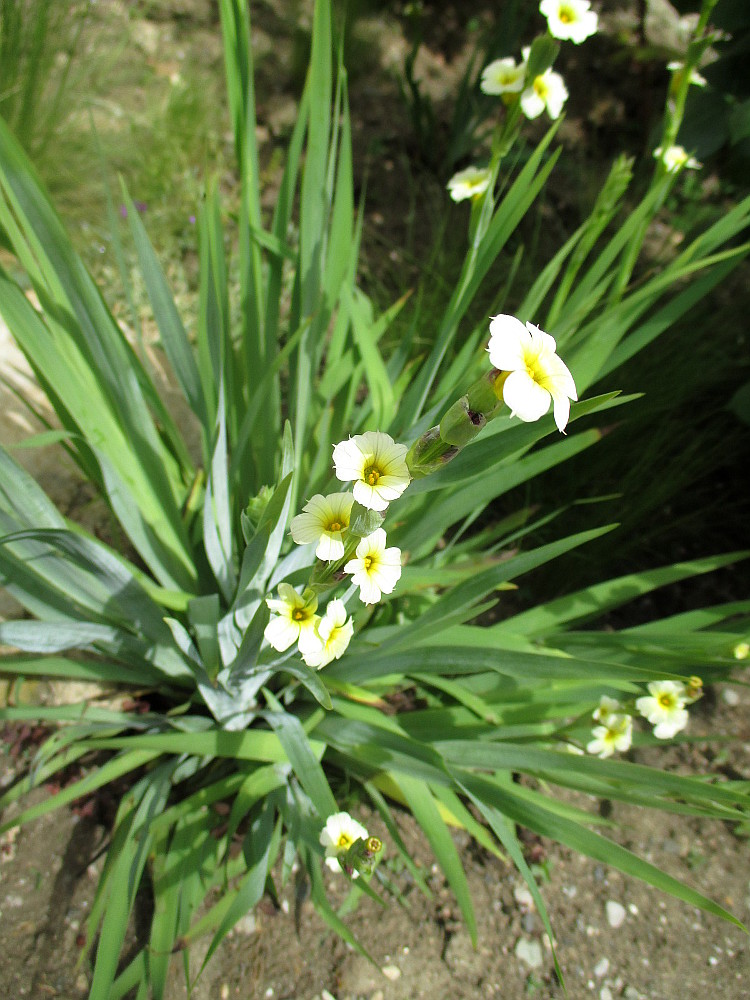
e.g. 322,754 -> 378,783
487,314 -> 529,370
352,480 -> 389,511
264,616 -> 299,652
316,531 -> 345,561
502,369 -> 551,422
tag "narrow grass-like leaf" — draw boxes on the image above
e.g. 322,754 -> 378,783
395,772 -> 477,945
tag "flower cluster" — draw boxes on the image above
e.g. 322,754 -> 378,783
448,2 -> 599,202
585,678 -> 702,758
264,432 -> 411,666
319,811 -> 382,878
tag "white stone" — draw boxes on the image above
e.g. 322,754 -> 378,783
606,901 -> 626,928
594,957 -> 610,978
235,913 -> 257,935
600,988 -> 613,1000
515,937 -> 543,969
722,688 -> 740,707
514,883 -> 535,910
382,965 -> 401,981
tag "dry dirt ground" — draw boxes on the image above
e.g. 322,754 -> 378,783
1,1 -> 749,998
2,694 -> 749,999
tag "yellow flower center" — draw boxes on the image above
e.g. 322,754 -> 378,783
363,556 -> 373,570
328,520 -> 342,532
658,693 -> 675,709
336,832 -> 353,850
560,7 -> 573,23
524,353 -> 548,386
364,465 -> 381,486
293,609 -> 306,621
534,76 -> 549,99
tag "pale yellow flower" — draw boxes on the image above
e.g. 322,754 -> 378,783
344,527 -> 402,605
520,68 -> 568,120
290,492 -> 354,561
264,583 -> 322,656
654,144 -> 701,173
593,695 -> 622,725
586,714 -> 633,758
447,166 -> 492,203
319,811 -> 369,876
303,599 -> 354,669
333,431 -> 410,512
636,680 -> 689,739
480,57 -> 526,95
540,0 -> 598,44
487,314 -> 577,432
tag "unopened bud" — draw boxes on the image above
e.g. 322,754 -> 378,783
440,395 -> 486,448
685,676 -> 703,702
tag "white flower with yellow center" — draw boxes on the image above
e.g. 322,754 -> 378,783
540,0 -> 598,44
290,492 -> 354,561
667,61 -> 707,89
654,144 -> 701,173
636,680 -> 689,739
520,67 -> 568,120
480,57 -> 527,95
333,431 -> 410,512
319,811 -> 369,876
487,314 -> 578,432
303,599 -> 354,669
264,583 -> 322,655
592,695 -> 622,725
586,714 -> 633,758
344,528 -> 402,605
447,166 -> 492,203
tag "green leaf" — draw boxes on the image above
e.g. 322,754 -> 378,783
121,182 -> 208,434
263,700 -> 337,819
455,769 -> 745,929
395,773 -> 477,945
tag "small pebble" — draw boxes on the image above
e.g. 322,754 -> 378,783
606,901 -> 626,928
514,883 -> 535,910
321,991 -> 336,1000
722,688 -> 740,706
594,957 -> 610,978
624,988 -> 641,1000
515,937 -> 543,969
708,956 -> 719,966
628,903 -> 639,915
522,913 -> 538,934
382,965 -> 401,981
600,988 -> 613,1000
235,913 -> 256,935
